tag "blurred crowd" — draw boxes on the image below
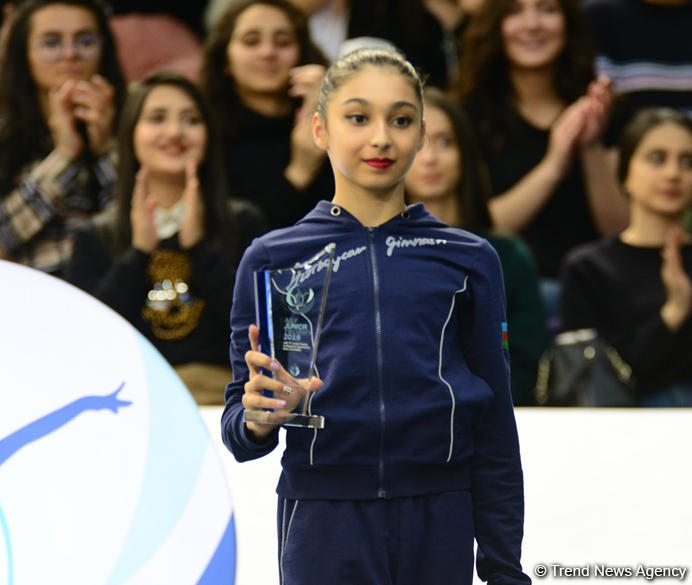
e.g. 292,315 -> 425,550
0,0 -> 690,406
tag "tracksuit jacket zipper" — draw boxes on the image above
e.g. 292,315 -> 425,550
367,228 -> 387,499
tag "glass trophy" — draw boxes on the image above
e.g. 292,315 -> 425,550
243,243 -> 335,429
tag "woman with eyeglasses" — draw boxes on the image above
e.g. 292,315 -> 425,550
0,0 -> 125,277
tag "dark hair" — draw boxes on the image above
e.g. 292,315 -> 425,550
618,107 -> 692,185
0,0 -> 126,193
200,0 -> 327,140
455,0 -> 595,151
409,87 -> 494,232
316,47 -> 424,119
113,70 -> 236,259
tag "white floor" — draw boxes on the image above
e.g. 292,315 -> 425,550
201,407 -> 692,585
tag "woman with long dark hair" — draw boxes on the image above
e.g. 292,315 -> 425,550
0,0 -> 125,277
457,0 -> 628,281
68,71 -> 264,404
200,0 -> 332,230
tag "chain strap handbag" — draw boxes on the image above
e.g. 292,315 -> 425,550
535,328 -> 636,407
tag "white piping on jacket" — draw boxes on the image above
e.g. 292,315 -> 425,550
279,499 -> 300,585
439,274 -> 469,463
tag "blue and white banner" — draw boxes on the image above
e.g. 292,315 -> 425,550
0,260 -> 235,585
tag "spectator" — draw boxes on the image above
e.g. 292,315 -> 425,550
456,0 -> 629,283
68,71 -> 264,405
561,108 -> 692,406
210,0 -> 483,88
0,0 -> 125,278
200,0 -> 333,230
406,87 -> 549,405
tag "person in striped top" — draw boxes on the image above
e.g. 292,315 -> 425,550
584,0 -> 692,118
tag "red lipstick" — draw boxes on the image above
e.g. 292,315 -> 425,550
364,158 -> 394,169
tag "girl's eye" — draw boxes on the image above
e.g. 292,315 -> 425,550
39,34 -> 61,49
182,114 -> 203,126
240,33 -> 259,47
681,155 -> 692,169
648,151 -> 666,165
347,114 -> 367,124
274,33 -> 296,48
146,113 -> 166,124
435,136 -> 453,148
393,116 -> 412,128
75,32 -> 100,49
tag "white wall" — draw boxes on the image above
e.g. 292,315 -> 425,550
201,407 -> 692,585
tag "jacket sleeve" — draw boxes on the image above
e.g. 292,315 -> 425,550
560,250 -> 605,333
461,242 -> 531,585
0,150 -> 116,256
0,152 -> 78,255
220,238 -> 280,461
562,247 -> 691,379
241,162 -> 331,230
188,240 -> 237,327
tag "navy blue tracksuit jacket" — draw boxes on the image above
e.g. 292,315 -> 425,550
221,200 -> 530,584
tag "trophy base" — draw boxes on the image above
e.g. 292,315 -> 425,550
244,409 -> 325,429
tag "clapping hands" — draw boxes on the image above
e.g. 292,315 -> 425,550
130,159 -> 205,254
48,74 -> 116,159
578,76 -> 614,147
661,226 -> 692,331
545,76 -> 613,178
178,158 -> 205,249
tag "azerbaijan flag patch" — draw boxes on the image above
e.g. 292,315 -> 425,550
502,322 -> 509,350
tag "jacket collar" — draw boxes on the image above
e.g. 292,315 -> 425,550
306,200 -> 428,228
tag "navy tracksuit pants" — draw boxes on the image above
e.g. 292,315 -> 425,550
277,490 -> 475,585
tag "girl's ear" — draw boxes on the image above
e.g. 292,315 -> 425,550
312,112 -> 329,151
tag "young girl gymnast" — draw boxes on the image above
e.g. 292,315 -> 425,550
221,48 -> 530,585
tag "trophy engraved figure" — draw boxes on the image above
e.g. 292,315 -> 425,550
243,243 -> 335,428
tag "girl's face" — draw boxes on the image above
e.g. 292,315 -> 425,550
501,0 -> 566,72
226,4 -> 301,97
27,4 -> 102,92
313,65 -> 424,195
134,85 -> 208,177
624,122 -> 692,218
405,104 -> 461,203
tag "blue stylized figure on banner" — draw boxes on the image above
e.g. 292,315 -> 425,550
0,382 -> 130,466
0,383 -> 130,585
